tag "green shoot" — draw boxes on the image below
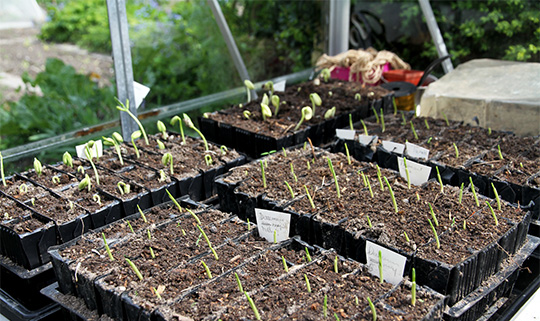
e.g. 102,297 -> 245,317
117,181 -> 130,195
486,201 -> 499,226
33,158 -> 43,176
220,145 -> 228,155
147,229 -> 152,240
366,178 -> 374,198
436,166 -> 444,193
156,139 -> 165,150
282,147 -> 287,157
102,232 -> 114,261
410,121 -> 418,140
428,219 -> 440,249
78,174 -> 91,192
290,163 -> 298,182
244,80 -> 255,103
294,106 -> 313,131
380,109 -> 385,132
411,268 -> 416,306
355,93 -> 361,101
488,127 -> 492,135
427,136 -> 432,144
245,292 -> 261,320
137,204 -> 148,223
274,230 -> 277,243
127,221 -> 135,233
264,80 -> 274,94
323,294 -> 328,317
260,160 -> 266,188
355,296 -> 359,306
384,177 -> 398,213
458,183 -> 465,205
201,260 -> 212,279
469,177 -> 479,207
235,272 -> 244,293
162,152 -> 173,175
428,203 -> 439,227
305,247 -> 312,262
424,119 -> 430,130
204,154 -> 213,166
77,165 -> 85,174
320,68 -> 331,82
403,157 -> 411,189
306,160 -> 311,170
84,140 -> 100,185
349,113 -> 354,130
334,312 -> 341,321
327,157 -> 341,198
361,171 -> 368,186
170,115 -> 186,145
1,152 -> 7,186
367,215 -> 373,228
261,93 -> 269,106
243,110 -> 251,119
393,96 -> 397,115
152,287 -> 162,299
62,151 -> 73,168
125,257 -> 143,281
441,111 -> 449,126
378,250 -> 383,283
284,181 -> 295,199
376,165 -> 384,191
334,255 -> 339,273
185,208 -> 202,226
271,95 -> 280,115
261,103 -> 272,121
492,183 -> 501,211
183,114 -> 209,151
344,143 -> 351,165
310,93 -> 322,116
463,219 -> 467,230
497,145 -> 504,160
324,106 -> 336,119
156,120 -> 168,140
247,218 -> 251,231
361,119 -> 368,135
453,143 -> 459,159
303,274 -> 312,293
197,224 -> 219,261
282,255 -> 289,273
149,247 -> 156,259
403,231 -> 410,243
372,106 -> 380,123
131,130 -> 142,158
367,297 -> 377,321
401,112 -> 407,125
304,185 -> 315,209
116,99 -> 149,145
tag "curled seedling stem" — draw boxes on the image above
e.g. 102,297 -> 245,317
378,250 -> 383,283
436,166 -> 444,193
131,130 -> 142,158
428,218 -> 440,249
245,292 -> 261,320
469,177 -> 479,207
304,273 -> 312,293
220,145 -> 228,155
367,297 -> 377,321
355,93 -> 362,101
77,166 -> 85,174
125,257 -> 143,281
411,268 -> 417,306
324,106 -> 336,119
458,182 -> 465,204
271,94 -> 280,115
201,260 -> 212,279
197,224 -> 219,261
102,232 -> 114,261
453,143 -> 459,159
304,185 -> 316,209
183,113 -> 209,151
116,99 -> 149,145
78,174 -> 91,192
310,93 -> 322,116
384,177 -> 398,213
162,152 -> 173,175
235,272 -> 244,292
170,116 -> 186,145
428,203 -> 439,227
204,154 -> 213,166
320,68 -> 331,82
117,181 -> 130,196
84,141 -> 100,185
305,247 -> 312,262
260,160 -> 266,188
244,79 -> 255,103
404,157 -> 411,189
62,151 -> 73,168
295,106 -> 313,131
284,181 -> 295,199
344,143 -> 351,165
380,109 -> 385,132
492,183 -> 501,211
92,194 -> 101,205
243,110 -> 251,119
410,121 -> 418,140
327,157 -> 341,198
486,201 -> 499,226
372,106 -> 380,123
376,165 -> 384,191
52,176 -> 60,185
157,120 -> 168,140
282,255 -> 289,272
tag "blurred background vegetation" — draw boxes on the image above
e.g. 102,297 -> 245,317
1,0 -> 538,151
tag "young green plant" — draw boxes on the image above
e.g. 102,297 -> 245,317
117,181 -> 130,195
125,257 -> 143,281
378,250 -> 383,283
304,185 -> 316,209
62,151 -> 73,168
367,297 -> 377,321
244,80 -> 255,103
156,120 -> 168,140
201,260 -> 212,279
403,157 -> 411,189
428,218 -> 440,249
411,268 -> 417,306
234,272 -> 244,293
103,132 -> 124,165
492,183 -> 501,211
303,273 -> 312,293
162,152 -> 174,175
84,140 -> 100,185
183,114 -> 209,151
469,177 -> 480,207
284,181 -> 295,199
360,119 -> 368,135
116,99 -> 149,145
327,157 -> 341,198
436,166 -> 444,193
33,158 -> 43,176
349,113 -> 354,130
170,115 -> 186,145
245,292 -> 261,320
197,224 -> 219,260
310,93 -> 322,116
428,203 -> 439,227
344,143 -> 351,165
294,106 -> 313,131
271,95 -> 280,115
324,106 -> 336,119
0,151 -> 6,186
384,177 -> 398,213
130,130 -> 142,158
260,160 -> 266,188
261,103 -> 272,121
102,232 -> 114,261
486,201 -> 499,226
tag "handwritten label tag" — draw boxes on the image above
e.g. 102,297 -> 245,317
255,209 -> 291,243
336,129 -> 356,140
273,80 -> 287,92
133,81 -> 150,109
405,142 -> 430,160
382,141 -> 405,155
366,241 -> 406,285
397,157 -> 432,186
358,135 -> 377,146
76,140 -> 103,160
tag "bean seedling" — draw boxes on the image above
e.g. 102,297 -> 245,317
376,165 -> 384,191
403,157 -> 411,189
162,153 -> 174,175
117,181 -> 130,195
183,114 -> 209,151
131,130 -> 142,158
458,182 -> 465,204
170,115 -> 186,145
156,120 -> 168,140
294,106 -> 313,131
428,203 -> 439,227
78,174 -> 91,192
33,158 -> 43,176
304,185 -> 315,209
0,152 -> 5,186
103,132 -> 124,165
116,99 -> 149,145
243,110 -> 251,119
349,113 -> 354,130
436,166 -> 444,193
320,68 -> 331,82
367,215 -> 373,228
84,140 -> 100,185
497,145 -> 504,160
310,93 -> 322,116
360,119 -> 368,135
62,151 -> 73,168
244,80 -> 255,103
453,143 -> 459,159
271,95 -> 280,115
305,247 -> 312,262
235,272 -> 244,293
324,106 -> 336,119
344,143 -> 351,165
372,106 -> 380,123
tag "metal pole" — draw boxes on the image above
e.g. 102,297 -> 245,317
207,0 -> 257,100
418,0 -> 454,73
328,0 -> 350,56
107,0 -> 138,141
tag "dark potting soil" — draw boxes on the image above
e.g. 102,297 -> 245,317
26,192 -> 87,224
0,195 -> 32,222
495,158 -> 540,187
2,215 -> 46,234
59,185 -> 115,213
0,175 -> 47,203
22,166 -> 78,192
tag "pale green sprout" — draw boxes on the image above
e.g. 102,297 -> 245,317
84,140 -> 100,185
304,274 -> 312,293
469,177 -> 479,207
77,166 -> 85,174
162,152 -> 173,175
282,255 -> 289,272
392,97 -> 397,115
403,157 -> 411,189
372,106 -> 380,123
130,130 -> 142,158
367,297 -> 377,321
260,160 -> 266,188
235,272 -> 244,293
305,246 -> 312,262
411,268 -> 417,306
116,99 -> 149,145
220,145 -> 228,155
0,152 -> 5,186
295,106 -> 313,131
244,79 -> 255,103
243,110 -> 251,119
245,292 -> 261,320
453,143 -> 459,159
156,120 -> 168,140
149,247 -> 156,259
158,170 -> 167,182
376,165 -> 384,191
284,181 -> 295,199
306,160 -> 311,170
497,145 -> 504,160
354,93 -> 362,101
170,116 -> 186,145
361,119 -> 368,135
273,230 -> 277,243
349,113 -> 354,130
424,119 -> 430,130
156,139 -> 165,150
463,219 -> 467,230
33,158 -> 43,176
378,250 -> 383,283
125,257 -> 143,281
102,232 -> 114,261
290,163 -> 297,182
380,109 -> 385,132
428,203 -> 439,227
103,132 -> 124,165
247,218 -> 251,231
271,95 -> 280,115
261,103 -> 272,121
78,174 -> 91,192
486,201 -> 499,226
384,177 -> 398,213
204,154 -> 213,166
127,221 -> 135,233
428,218 -> 440,249
458,183 -> 465,204
320,68 -> 331,82
334,312 -> 341,321
282,147 -> 287,157
137,204 -> 148,223
310,93 -> 322,116
183,113 -> 209,151
201,260 -> 212,279
304,185 -> 315,209
197,224 -> 219,260
62,151 -> 73,168
323,294 -> 328,318
261,93 -> 269,106
152,287 -> 162,299
441,111 -> 449,126
401,111 -> 407,126
117,181 -> 130,196
492,183 -> 501,211
436,166 -> 444,193
410,121 -> 419,140
328,157 -> 341,198
334,255 -> 339,273
324,106 -> 336,119
367,215 -> 373,228
93,194 -> 101,205
344,143 -> 351,165
427,136 -> 433,144
263,81 -> 274,94
403,231 -> 410,243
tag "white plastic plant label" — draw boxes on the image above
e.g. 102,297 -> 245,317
405,142 -> 430,160
76,140 -> 103,160
273,80 -> 287,92
133,81 -> 151,109
336,129 -> 356,140
255,208 -> 291,243
366,241 -> 406,285
358,135 -> 377,146
397,157 -> 432,186
382,141 -> 405,155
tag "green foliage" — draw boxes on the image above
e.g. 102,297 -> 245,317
0,58 -> 116,149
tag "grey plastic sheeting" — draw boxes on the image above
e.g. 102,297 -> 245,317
419,59 -> 540,136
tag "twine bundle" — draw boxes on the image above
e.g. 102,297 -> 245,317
316,48 -> 410,84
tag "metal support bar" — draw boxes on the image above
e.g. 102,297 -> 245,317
418,0 -> 454,73
207,0 -> 257,100
107,0 -> 138,141
328,0 -> 350,56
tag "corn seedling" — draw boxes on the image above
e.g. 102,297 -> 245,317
303,273 -> 312,293
125,257 -> 143,281
62,151 -> 73,168
117,181 -> 130,195
147,229 -> 152,240
486,201 -> 499,226
282,255 -> 289,272
304,185 -> 316,209
310,93 -> 322,116
428,218 -> 440,249
149,247 -> 156,259
78,174 -> 91,192
306,160 -> 311,170
367,297 -> 377,321
328,157 -> 341,198
463,219 -> 467,230
201,260 -> 212,279
197,224 -> 219,260
0,152 -> 5,186
360,119 -> 368,135
376,165 -> 384,191
344,143 -> 351,165
427,136 -> 432,144
380,109 -> 385,132
393,96 -> 397,115
401,112 -> 407,126
295,106 -> 313,131
424,119 -> 430,130
152,287 -> 162,299
334,255 -> 339,273
245,292 -> 261,320
204,154 -> 213,166
403,231 -> 410,243
323,294 -> 328,317
170,116 -> 186,145
428,203 -> 439,227
348,113 -> 354,130
492,183 -> 501,210
372,106 -> 380,123
127,221 -> 135,233
116,99 -> 149,145
355,296 -> 359,306
273,230 -> 277,243
497,145 -> 504,160
183,114 -> 209,151
156,120 -> 168,140
384,177 -> 398,213
458,183 -> 465,204
378,250 -> 383,283
284,181 -> 295,199
367,215 -> 373,228
334,313 -> 341,321
411,268 -> 417,306
324,106 -> 336,119
244,80 -> 255,103
441,111 -> 449,126
360,171 -> 368,186
452,143 -> 459,159
469,177 -> 479,207
366,177 -> 374,198
410,121 -> 418,140
271,95 -> 280,115
436,166 -> 444,193
259,160 -> 266,188
84,140 -> 100,185
234,272 -> 244,293
290,163 -> 298,182
305,247 -> 312,262
137,204 -> 148,223
102,232 -> 114,261
243,110 -> 251,119
403,157 -> 411,189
